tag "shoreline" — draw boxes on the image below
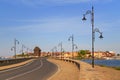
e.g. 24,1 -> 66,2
98,65 -> 120,70
79,60 -> 120,80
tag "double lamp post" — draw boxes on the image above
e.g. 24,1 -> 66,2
82,6 -> 103,68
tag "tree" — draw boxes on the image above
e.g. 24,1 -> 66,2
117,54 -> 120,56
78,50 -> 90,59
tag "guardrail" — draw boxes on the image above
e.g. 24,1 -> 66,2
58,58 -> 80,70
0,58 -> 32,66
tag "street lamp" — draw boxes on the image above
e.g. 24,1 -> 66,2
26,48 -> 29,54
58,42 -> 63,59
22,44 -> 26,58
51,49 -> 54,57
68,34 -> 74,58
73,44 -> 78,58
82,6 -> 103,68
54,46 -> 57,57
74,44 -> 78,51
11,39 -> 19,59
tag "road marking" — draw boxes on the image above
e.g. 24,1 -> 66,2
0,59 -> 35,73
47,60 -> 61,80
6,59 -> 43,80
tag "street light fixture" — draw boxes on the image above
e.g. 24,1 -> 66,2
74,44 -> 78,50
58,42 -> 63,59
73,44 -> 78,58
82,6 -> 103,68
27,48 -> 29,54
51,46 -> 57,58
11,39 -> 19,59
22,44 -> 26,58
68,34 -> 74,58
51,49 -> 54,57
54,46 -> 57,57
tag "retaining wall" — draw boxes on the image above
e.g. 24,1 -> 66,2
0,58 -> 32,66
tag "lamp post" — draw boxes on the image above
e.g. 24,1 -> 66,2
58,42 -> 63,59
73,44 -> 78,59
51,49 -> 54,57
82,6 -> 103,68
27,48 -> 29,54
14,39 -> 19,59
68,34 -> 74,58
11,39 -> 19,59
74,44 -> 78,51
22,44 -> 26,58
54,46 -> 57,58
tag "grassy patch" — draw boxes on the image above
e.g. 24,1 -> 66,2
114,67 -> 120,70
99,65 -> 120,70
99,65 -> 106,67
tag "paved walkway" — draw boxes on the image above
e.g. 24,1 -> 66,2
48,59 -> 80,80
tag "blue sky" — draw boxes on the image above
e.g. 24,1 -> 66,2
0,0 -> 120,57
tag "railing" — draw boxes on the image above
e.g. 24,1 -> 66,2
58,58 -> 80,70
0,58 -> 32,66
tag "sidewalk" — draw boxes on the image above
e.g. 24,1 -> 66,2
48,59 -> 80,80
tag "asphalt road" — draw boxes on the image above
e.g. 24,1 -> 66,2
0,58 -> 58,80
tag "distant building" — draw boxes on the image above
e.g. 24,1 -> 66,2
34,46 -> 41,57
94,51 -> 115,59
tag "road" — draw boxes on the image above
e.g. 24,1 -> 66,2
0,58 -> 58,80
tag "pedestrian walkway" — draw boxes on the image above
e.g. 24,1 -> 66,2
48,59 -> 80,80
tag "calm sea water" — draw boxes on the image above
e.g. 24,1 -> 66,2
82,59 -> 120,67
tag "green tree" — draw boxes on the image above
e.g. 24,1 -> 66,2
117,54 -> 120,56
78,50 -> 90,59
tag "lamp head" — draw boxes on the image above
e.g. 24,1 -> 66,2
82,14 -> 87,21
68,38 -> 70,41
75,46 -> 78,49
99,33 -> 104,39
11,48 -> 13,51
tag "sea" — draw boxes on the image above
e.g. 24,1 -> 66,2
82,59 -> 120,67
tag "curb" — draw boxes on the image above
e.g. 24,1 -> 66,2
47,59 -> 61,80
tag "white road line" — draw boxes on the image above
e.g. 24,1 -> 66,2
47,60 -> 61,80
6,60 -> 43,80
0,59 -> 35,73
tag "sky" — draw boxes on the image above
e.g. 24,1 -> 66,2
0,0 -> 120,57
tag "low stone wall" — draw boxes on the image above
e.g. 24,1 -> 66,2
0,58 -> 32,66
57,58 -> 80,70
